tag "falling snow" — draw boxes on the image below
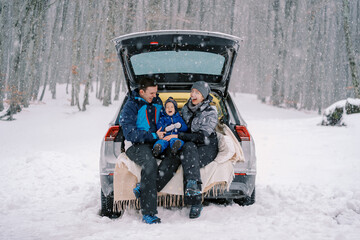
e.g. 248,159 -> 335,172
0,85 -> 359,239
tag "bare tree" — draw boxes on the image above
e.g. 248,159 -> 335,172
183,0 -> 196,29
146,0 -> 162,30
3,0 -> 360,120
0,1 -> 10,112
40,0 -> 62,101
125,0 -> 137,34
82,0 -> 98,111
103,0 -> 116,106
70,1 -> 81,110
2,1 -> 33,120
270,0 -> 283,106
342,0 -> 360,98
51,0 -> 70,99
28,1 -> 47,103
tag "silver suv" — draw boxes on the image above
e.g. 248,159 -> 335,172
100,30 -> 256,217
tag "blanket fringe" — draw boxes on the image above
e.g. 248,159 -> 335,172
113,199 -> 140,213
157,194 -> 185,209
203,181 -> 227,198
113,182 -> 228,213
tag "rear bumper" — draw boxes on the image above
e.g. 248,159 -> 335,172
204,174 -> 255,199
101,170 -> 256,198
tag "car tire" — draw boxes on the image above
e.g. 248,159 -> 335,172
100,190 -> 122,218
234,188 -> 255,206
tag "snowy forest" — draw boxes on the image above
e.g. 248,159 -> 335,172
1,0 -> 360,119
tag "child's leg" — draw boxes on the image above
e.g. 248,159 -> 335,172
169,138 -> 184,150
153,139 -> 169,154
169,138 -> 184,155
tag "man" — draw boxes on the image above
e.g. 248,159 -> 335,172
119,77 -> 165,224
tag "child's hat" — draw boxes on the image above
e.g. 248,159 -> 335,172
165,97 -> 178,112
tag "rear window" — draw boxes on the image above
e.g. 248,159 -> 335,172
130,51 -> 225,76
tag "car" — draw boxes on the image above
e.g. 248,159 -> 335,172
99,30 -> 256,218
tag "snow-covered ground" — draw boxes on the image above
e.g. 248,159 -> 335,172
1,87 -> 359,240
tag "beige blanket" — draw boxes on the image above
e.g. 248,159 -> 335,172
113,124 -> 244,213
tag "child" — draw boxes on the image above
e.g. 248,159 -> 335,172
153,97 -> 188,157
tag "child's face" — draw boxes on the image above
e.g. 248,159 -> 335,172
165,102 -> 175,116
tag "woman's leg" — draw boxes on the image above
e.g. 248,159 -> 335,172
180,142 -> 201,182
197,139 -> 218,168
179,142 -> 202,206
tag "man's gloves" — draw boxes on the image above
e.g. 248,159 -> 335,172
165,122 -> 182,132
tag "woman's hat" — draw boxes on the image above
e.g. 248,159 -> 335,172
191,81 -> 210,99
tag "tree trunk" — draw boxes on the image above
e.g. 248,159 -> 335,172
183,0 -> 194,29
51,0 -> 70,99
82,0 -> 99,111
147,0 -> 161,30
125,0 -> 137,34
41,0 -> 62,101
103,0 -> 116,106
5,1 -> 33,120
230,0 -> 236,35
343,0 -> 360,98
271,0 -> 282,106
0,1 -> 10,111
29,1 -> 47,103
70,1 -> 81,110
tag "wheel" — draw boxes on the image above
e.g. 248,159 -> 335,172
233,188 -> 255,206
100,190 -> 122,218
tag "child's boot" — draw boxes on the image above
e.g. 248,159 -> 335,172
153,144 -> 162,157
171,140 -> 182,155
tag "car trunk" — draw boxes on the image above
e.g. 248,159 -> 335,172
113,30 -> 241,97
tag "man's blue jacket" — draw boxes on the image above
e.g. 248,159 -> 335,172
119,89 -> 163,144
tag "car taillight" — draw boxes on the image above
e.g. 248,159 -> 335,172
235,125 -> 251,141
104,126 -> 119,141
235,173 -> 247,176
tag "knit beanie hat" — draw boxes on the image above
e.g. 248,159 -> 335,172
191,81 -> 210,99
165,97 -> 178,112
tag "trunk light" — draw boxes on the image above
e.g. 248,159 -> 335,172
150,41 -> 158,45
235,125 -> 251,141
235,173 -> 247,176
105,126 -> 119,141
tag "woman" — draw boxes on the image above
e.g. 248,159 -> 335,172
157,81 -> 218,219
